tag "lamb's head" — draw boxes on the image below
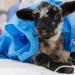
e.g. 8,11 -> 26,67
16,1 -> 75,40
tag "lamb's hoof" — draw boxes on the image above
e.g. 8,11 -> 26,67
56,67 -> 74,74
48,59 -> 74,74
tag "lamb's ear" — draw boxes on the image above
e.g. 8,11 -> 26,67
16,8 -> 38,20
60,1 -> 75,16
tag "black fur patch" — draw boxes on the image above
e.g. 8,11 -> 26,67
35,53 -> 50,68
16,8 -> 35,20
60,1 -> 75,16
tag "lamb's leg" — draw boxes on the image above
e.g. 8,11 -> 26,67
57,50 -> 71,63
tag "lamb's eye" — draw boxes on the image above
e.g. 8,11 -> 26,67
53,6 -> 59,12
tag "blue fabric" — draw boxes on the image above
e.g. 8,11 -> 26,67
0,0 -> 75,62
0,15 -> 39,62
62,13 -> 75,52
62,11 -> 75,52
62,17 -> 71,51
46,0 -> 63,5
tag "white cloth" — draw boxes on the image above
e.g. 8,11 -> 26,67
0,59 -> 75,75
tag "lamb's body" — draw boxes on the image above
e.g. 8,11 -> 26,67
16,1 -> 75,73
